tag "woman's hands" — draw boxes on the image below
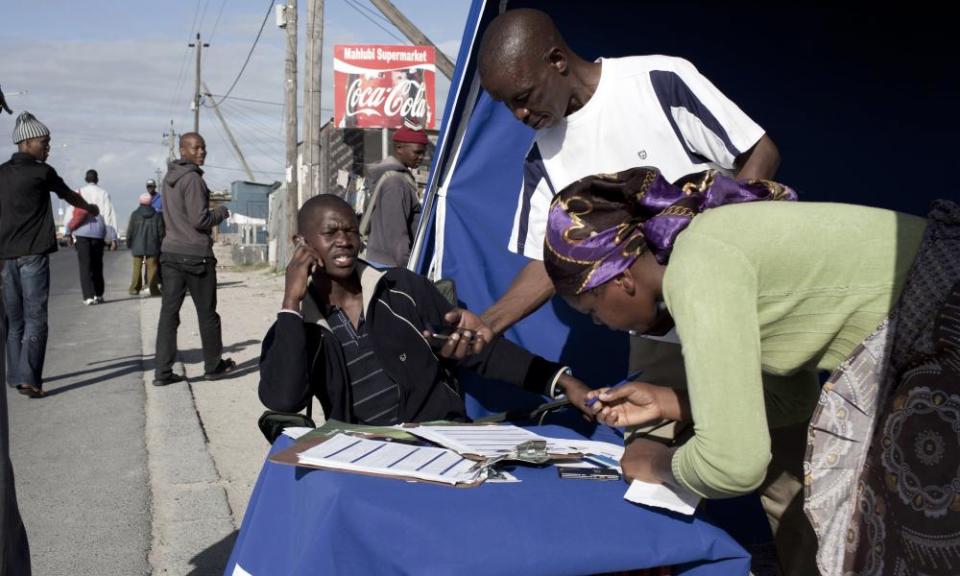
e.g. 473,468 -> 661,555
586,382 -> 690,428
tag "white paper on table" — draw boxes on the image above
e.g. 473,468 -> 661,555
282,427 -> 313,440
297,433 -> 481,485
231,564 -> 253,576
624,480 -> 701,515
405,424 -> 580,458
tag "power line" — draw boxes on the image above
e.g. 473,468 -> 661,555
207,0 -> 230,43
342,0 -> 407,44
205,163 -> 284,176
196,0 -> 213,35
351,0 -> 394,27
208,0 -> 276,107
206,94 -> 333,113
168,0 -> 207,116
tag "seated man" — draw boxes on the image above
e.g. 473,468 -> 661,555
259,195 -> 591,425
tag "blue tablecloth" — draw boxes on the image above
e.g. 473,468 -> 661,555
225,425 -> 750,576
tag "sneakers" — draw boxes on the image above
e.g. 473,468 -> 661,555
203,358 -> 237,381
83,298 -> 96,305
152,373 -> 186,387
95,295 -> 105,304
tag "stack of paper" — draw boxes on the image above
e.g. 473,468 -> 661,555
405,424 -> 581,458
297,433 -> 481,485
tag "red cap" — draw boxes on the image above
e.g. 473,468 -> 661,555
393,126 -> 428,145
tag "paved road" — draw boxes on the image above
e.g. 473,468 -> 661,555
7,248 -> 150,576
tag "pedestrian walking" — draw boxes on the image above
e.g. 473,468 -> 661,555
127,193 -> 163,296
0,112 -> 99,398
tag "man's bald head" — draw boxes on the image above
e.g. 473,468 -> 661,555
478,9 -> 565,81
179,132 -> 207,166
478,9 -> 588,130
297,194 -> 356,234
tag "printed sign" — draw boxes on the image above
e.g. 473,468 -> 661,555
334,44 -> 436,129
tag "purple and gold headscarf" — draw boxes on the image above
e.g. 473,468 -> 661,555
544,167 -> 797,296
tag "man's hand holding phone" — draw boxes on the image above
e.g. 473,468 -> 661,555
422,308 -> 493,360
282,237 -> 323,312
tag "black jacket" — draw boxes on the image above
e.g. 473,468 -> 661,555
0,153 -> 75,258
259,265 -> 564,424
161,160 -> 228,257
127,205 -> 164,257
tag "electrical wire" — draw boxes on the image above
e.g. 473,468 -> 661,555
342,0 -> 408,44
167,0 -> 206,116
205,164 -> 284,176
208,0 -> 276,107
207,0 -> 230,44
352,0 -> 395,27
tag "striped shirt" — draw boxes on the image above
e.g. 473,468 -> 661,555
326,306 -> 400,425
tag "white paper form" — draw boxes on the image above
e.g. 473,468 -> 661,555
297,433 -> 481,485
624,480 -> 701,516
405,424 -> 581,458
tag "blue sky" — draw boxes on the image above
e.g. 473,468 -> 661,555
1,0 -> 471,224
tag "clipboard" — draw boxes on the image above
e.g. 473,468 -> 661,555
269,433 -> 486,488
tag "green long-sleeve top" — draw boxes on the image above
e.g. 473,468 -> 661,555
662,202 -> 926,499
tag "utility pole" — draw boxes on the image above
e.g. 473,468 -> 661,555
369,0 -> 455,79
189,33 -> 209,132
202,81 -> 256,182
163,120 -> 178,162
303,0 -> 324,202
281,2 -> 298,253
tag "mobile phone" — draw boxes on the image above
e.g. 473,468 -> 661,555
557,467 -> 622,481
424,322 -> 474,342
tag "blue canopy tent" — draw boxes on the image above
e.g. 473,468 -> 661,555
412,0 -> 958,415
409,0 -> 958,558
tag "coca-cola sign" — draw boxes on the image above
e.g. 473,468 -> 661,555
334,44 -> 436,129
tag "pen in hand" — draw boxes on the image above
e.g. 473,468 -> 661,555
586,370 -> 644,407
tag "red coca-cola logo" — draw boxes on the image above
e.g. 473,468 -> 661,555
345,77 -> 430,124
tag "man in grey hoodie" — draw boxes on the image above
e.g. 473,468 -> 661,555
153,133 -> 235,386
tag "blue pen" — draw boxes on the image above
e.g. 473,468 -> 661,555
586,370 -> 644,407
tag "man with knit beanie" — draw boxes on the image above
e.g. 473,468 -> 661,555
360,126 -> 427,267
126,193 -> 164,296
0,112 -> 99,398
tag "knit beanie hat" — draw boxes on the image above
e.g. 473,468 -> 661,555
139,193 -> 153,206
13,111 -> 50,144
393,126 -> 428,145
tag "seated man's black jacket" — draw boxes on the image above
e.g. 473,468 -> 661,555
259,264 -> 564,424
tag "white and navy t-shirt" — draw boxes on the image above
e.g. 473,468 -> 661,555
508,55 -> 766,260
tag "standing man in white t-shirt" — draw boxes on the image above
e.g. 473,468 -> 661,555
475,10 -> 812,573
476,8 -> 780,388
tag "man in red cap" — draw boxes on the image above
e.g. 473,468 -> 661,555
360,126 -> 427,267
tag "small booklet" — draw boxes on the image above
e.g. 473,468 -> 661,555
293,432 -> 483,486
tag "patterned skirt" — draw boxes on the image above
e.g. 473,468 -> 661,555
805,200 -> 960,575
